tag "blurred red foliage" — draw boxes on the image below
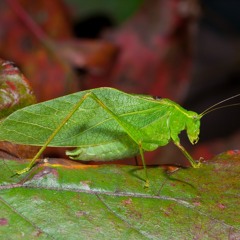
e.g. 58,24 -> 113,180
0,0 -> 199,164
2,0 -> 237,166
0,0 -> 117,101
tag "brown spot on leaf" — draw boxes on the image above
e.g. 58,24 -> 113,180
164,206 -> 174,217
76,211 -> 88,217
32,167 -> 59,180
122,198 -> 133,206
79,180 -> 91,189
0,218 -> 8,226
127,209 -> 142,220
193,201 -> 201,207
217,203 -> 226,209
33,230 -> 43,237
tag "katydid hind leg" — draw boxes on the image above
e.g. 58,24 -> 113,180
173,141 -> 201,168
16,92 -> 93,175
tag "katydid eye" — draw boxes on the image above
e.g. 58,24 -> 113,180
193,115 -> 198,120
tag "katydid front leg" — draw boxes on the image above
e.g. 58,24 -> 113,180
173,141 -> 201,168
16,92 -> 150,187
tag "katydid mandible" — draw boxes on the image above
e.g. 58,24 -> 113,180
0,88 -> 238,187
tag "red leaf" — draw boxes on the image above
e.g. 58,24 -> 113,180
0,58 -> 36,119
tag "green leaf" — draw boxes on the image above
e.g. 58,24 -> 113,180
0,152 -> 239,239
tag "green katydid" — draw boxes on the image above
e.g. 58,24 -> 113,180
0,88 -> 239,187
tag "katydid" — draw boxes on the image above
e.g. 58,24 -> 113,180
0,88 -> 239,187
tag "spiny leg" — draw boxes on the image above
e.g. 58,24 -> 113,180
17,92 -> 150,186
173,141 -> 201,168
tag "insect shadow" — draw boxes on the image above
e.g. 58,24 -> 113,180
156,168 -> 198,196
129,163 -> 198,194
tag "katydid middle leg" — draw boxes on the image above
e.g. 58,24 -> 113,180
16,92 -> 93,175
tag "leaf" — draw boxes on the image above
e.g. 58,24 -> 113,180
0,152 -> 240,239
0,58 -> 36,119
0,58 -> 39,159
57,40 -> 118,73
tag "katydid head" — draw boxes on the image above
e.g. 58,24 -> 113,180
186,93 -> 240,144
186,111 -> 201,145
